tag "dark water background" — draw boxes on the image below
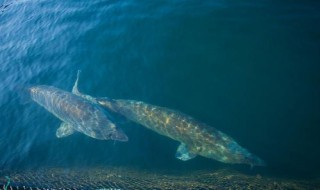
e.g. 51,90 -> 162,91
1,0 -> 320,179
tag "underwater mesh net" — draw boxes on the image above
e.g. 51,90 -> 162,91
0,167 -> 319,190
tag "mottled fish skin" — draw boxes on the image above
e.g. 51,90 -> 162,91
29,85 -> 128,141
72,70 -> 264,166
97,99 -> 265,166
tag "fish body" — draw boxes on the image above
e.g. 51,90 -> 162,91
98,98 -> 265,166
29,85 -> 128,141
73,71 -> 265,166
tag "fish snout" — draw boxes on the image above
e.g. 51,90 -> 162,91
110,128 -> 128,142
29,86 -> 41,96
28,86 -> 39,100
245,154 -> 266,167
29,86 -> 39,93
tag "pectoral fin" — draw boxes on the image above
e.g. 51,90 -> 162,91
56,122 -> 75,138
175,143 -> 196,161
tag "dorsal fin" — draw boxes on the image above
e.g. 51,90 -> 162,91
71,70 -> 99,104
72,70 -> 81,95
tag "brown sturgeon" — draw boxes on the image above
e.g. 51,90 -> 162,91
73,71 -> 265,166
29,85 -> 128,141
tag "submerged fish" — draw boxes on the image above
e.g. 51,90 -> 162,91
73,71 -> 265,166
29,85 -> 128,141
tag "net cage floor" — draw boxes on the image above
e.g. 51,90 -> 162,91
0,167 -> 319,190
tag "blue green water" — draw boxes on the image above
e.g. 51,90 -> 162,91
1,0 -> 320,179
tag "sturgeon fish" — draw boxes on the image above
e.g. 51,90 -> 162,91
29,85 -> 128,141
73,71 -> 265,166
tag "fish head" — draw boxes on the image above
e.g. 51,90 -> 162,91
224,140 -> 266,167
29,85 -> 52,99
242,152 -> 266,167
89,121 -> 128,142
109,127 -> 128,142
205,131 -> 265,166
28,85 -> 50,103
29,86 -> 40,96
